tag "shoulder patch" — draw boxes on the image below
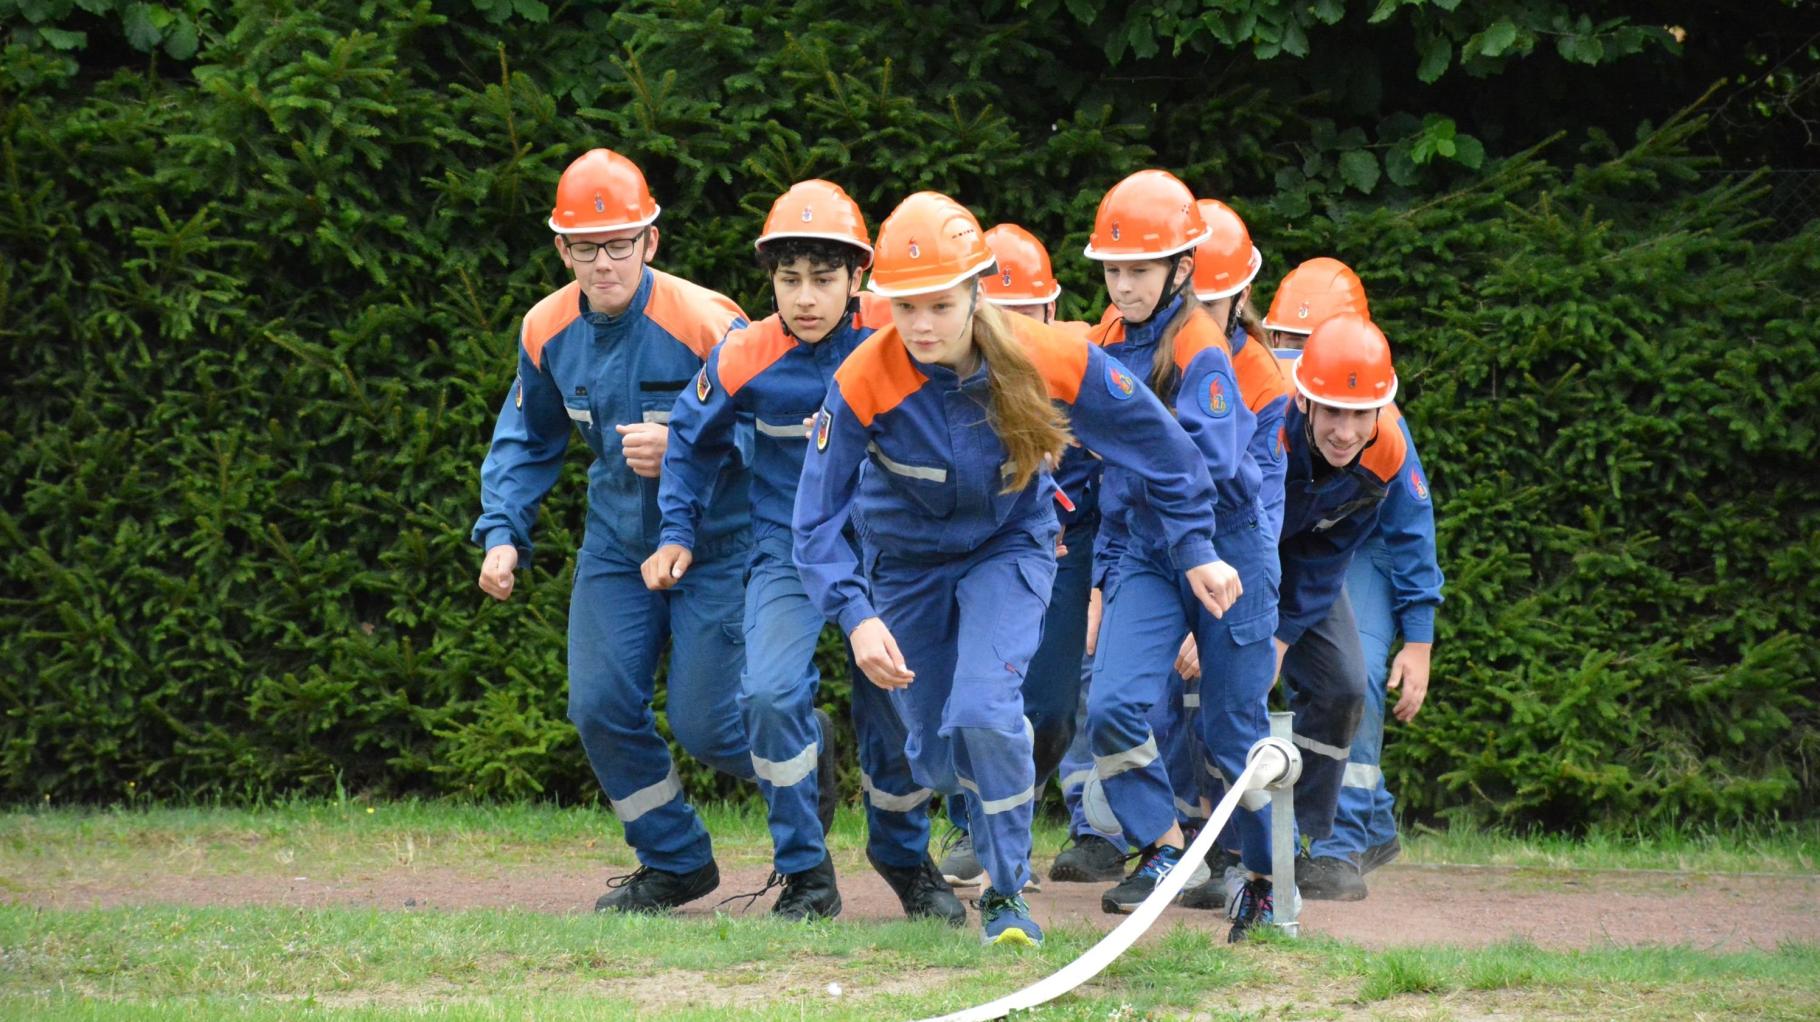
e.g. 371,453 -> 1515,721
1407,466 -> 1429,502
1273,424 -> 1287,463
1201,370 -> 1234,418
814,407 -> 832,451
1105,359 -> 1137,401
514,374 -> 524,409
695,367 -> 712,402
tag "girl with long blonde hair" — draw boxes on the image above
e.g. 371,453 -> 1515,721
794,191 -> 1237,948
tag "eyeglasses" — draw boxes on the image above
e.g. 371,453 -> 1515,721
564,231 -> 645,263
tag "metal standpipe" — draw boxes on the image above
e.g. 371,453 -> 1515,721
1269,710 -> 1300,937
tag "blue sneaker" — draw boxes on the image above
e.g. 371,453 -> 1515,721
1100,842 -> 1183,914
977,889 -> 1043,947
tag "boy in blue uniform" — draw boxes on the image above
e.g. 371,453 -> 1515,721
1299,401 -> 1442,898
1266,314 -> 1411,917
646,180 -> 963,924
473,149 -> 754,914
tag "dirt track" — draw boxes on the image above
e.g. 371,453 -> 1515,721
26,857 -> 1820,952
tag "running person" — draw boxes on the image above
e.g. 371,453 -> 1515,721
1078,171 -> 1277,936
474,148 -> 753,913
937,223 -> 1098,890
795,191 -> 1236,947
647,180 -> 966,924
1271,312 -> 1412,905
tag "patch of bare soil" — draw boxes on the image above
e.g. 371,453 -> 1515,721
14,854 -> 1818,952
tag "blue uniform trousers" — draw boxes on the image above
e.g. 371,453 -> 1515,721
1088,507 -> 1278,872
1277,586 -> 1368,841
1309,537 -> 1398,860
946,517 -> 1095,835
866,522 -> 1056,898
742,531 -> 931,874
568,541 -> 753,874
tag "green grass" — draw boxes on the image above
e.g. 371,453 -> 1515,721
2,801 -> 1817,1020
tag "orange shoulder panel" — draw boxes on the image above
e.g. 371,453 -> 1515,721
644,270 -> 748,359
832,326 -> 928,427
1379,400 -> 1405,429
853,292 -> 894,331
1359,408 -> 1409,483
1006,314 -> 1088,403
1170,306 -> 1233,374
1055,319 -> 1092,339
520,281 -> 583,370
1232,333 -> 1290,413
715,316 -> 796,396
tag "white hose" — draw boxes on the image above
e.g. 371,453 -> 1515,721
907,741 -> 1296,1022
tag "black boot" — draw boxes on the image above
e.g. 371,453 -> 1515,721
868,850 -> 968,927
773,852 -> 842,921
594,859 -> 720,913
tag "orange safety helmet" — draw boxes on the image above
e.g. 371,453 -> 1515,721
1191,199 -> 1263,301
1263,257 -> 1369,335
754,179 -> 873,263
1292,314 -> 1397,409
1084,169 -> 1207,261
867,192 -> 995,298
981,224 -> 1061,305
548,149 -> 660,235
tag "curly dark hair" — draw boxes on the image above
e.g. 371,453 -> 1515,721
755,236 -> 868,275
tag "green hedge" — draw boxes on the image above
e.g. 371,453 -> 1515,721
2,0 -> 1814,829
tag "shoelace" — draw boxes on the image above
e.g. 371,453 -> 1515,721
971,889 -> 1028,920
938,826 -> 970,856
715,870 -> 785,912
603,865 -> 655,891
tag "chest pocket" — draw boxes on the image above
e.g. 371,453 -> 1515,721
563,398 -> 599,444
867,441 -> 955,517
638,378 -> 690,425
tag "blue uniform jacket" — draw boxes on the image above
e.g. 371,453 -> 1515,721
1089,297 -> 1261,588
1369,406 -> 1444,643
1275,395 -> 1408,646
473,268 -> 751,565
794,313 -> 1219,637
659,296 -> 890,549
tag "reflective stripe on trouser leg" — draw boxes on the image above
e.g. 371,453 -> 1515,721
1280,586 -> 1368,841
1059,656 -> 1125,841
1158,669 -> 1204,828
1087,548 -> 1190,851
568,547 -> 730,873
947,519 -> 1095,836
873,526 -> 1054,896
852,658 -> 934,870
1312,540 -> 1398,860
1191,515 -> 1279,874
738,539 -> 830,875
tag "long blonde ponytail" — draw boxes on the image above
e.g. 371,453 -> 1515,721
971,301 -> 1072,493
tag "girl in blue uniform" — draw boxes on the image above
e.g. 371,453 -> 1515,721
1080,171 -> 1279,936
794,191 -> 1237,947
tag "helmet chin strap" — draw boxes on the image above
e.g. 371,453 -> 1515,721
1126,253 -> 1189,328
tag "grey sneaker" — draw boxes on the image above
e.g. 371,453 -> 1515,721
938,829 -> 983,887
1049,833 -> 1127,883
1177,847 -> 1240,910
